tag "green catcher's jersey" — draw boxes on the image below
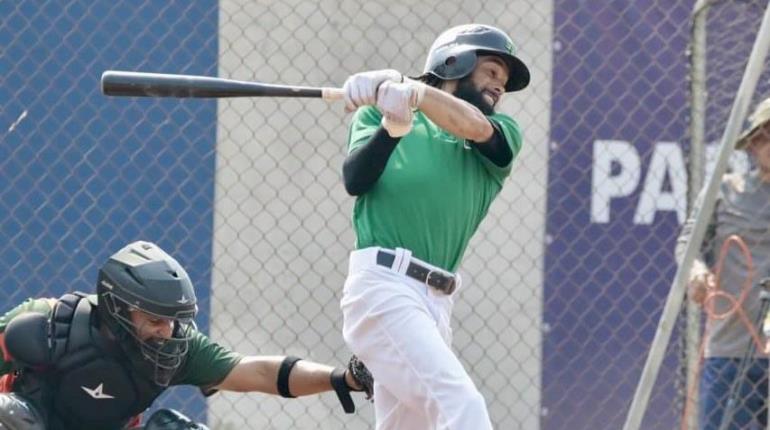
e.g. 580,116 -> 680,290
347,106 -> 522,271
0,296 -> 242,390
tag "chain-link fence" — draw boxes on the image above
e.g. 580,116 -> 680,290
3,0 -> 221,423
3,1 -> 549,428
211,1 -> 550,429
5,1 -> 770,429
675,1 -> 770,429
545,2 -> 693,429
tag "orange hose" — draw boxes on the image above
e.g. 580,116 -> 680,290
680,234 -> 763,429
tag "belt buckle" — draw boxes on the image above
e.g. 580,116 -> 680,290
426,270 -> 456,295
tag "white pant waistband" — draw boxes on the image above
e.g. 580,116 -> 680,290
349,247 -> 460,295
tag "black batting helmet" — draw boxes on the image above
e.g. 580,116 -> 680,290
97,241 -> 198,386
422,24 -> 530,92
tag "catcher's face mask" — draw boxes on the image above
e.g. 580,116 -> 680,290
121,305 -> 196,386
101,291 -> 197,386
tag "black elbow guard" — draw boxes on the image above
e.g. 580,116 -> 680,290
277,356 -> 302,398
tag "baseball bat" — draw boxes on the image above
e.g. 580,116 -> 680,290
101,71 -> 344,101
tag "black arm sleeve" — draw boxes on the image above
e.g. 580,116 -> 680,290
470,119 -> 513,167
342,127 -> 401,196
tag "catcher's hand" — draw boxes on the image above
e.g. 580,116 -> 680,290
347,354 -> 374,400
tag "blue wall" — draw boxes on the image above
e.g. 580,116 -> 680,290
1,0 -> 218,422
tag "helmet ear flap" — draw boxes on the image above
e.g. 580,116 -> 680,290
429,49 -> 478,81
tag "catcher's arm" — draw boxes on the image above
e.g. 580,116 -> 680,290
215,355 -> 373,413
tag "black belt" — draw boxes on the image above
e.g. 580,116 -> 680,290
376,251 -> 457,295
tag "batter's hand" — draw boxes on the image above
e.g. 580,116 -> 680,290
375,80 -> 426,122
343,69 -> 402,112
376,81 -> 413,123
688,270 -> 716,305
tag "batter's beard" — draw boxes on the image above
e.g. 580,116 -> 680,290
453,77 -> 495,115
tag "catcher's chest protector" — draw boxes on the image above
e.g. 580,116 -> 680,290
13,293 -> 164,430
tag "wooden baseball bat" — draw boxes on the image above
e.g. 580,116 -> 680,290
101,71 -> 344,101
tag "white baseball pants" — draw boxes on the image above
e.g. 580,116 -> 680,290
341,247 -> 493,430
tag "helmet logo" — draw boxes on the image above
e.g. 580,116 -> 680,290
81,383 -> 115,400
463,25 -> 487,35
177,294 -> 190,304
505,41 -> 514,54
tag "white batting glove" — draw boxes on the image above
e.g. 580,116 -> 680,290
375,80 -> 426,123
376,80 -> 428,138
343,69 -> 402,112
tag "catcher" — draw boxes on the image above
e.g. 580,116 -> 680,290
0,240 -> 373,430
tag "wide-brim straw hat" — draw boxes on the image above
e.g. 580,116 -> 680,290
736,96 -> 770,149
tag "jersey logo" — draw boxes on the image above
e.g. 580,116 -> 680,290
81,383 -> 115,400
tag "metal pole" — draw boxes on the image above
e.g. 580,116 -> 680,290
623,2 -> 770,429
683,1 -> 710,428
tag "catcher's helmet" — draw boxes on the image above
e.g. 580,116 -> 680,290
423,24 -> 530,92
97,241 -> 198,386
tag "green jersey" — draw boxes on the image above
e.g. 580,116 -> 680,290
0,296 -> 242,389
347,106 -> 522,271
